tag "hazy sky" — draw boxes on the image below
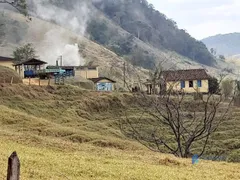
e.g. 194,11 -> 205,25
148,0 -> 240,39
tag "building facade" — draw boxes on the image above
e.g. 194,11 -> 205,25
75,66 -> 99,79
166,79 -> 209,93
0,56 -> 15,69
145,69 -> 210,94
89,77 -> 116,91
163,69 -> 210,93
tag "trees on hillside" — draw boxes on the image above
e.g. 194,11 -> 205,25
13,43 -> 37,62
92,0 -> 215,66
121,68 -> 232,158
0,0 -> 28,16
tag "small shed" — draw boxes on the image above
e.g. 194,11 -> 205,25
13,58 -> 47,78
89,77 -> 116,91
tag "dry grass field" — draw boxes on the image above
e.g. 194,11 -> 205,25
0,84 -> 239,179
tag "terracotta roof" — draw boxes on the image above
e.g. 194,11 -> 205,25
13,58 -> 47,66
0,56 -> 14,61
88,77 -> 116,83
162,69 -> 210,81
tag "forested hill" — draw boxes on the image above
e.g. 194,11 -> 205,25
202,33 -> 240,56
91,0 -> 215,66
28,0 -> 215,68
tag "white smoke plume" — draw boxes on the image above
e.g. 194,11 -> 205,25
28,0 -> 90,66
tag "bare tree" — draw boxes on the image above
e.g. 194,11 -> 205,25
0,0 -> 28,16
121,67 -> 233,158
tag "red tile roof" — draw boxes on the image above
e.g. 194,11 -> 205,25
162,69 -> 210,81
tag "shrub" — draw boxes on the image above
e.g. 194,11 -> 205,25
209,77 -> 219,94
227,150 -> 240,163
193,92 -> 203,100
221,78 -> 234,98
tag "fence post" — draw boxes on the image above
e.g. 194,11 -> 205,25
11,77 -> 14,84
7,151 -> 20,180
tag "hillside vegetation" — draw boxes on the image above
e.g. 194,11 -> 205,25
45,0 -> 215,67
91,0 -> 215,66
0,84 -> 240,179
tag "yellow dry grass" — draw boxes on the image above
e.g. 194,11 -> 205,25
0,84 -> 239,179
0,136 -> 239,180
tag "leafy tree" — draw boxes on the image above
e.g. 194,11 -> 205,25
13,43 -> 37,62
219,55 -> 225,60
0,0 -> 28,16
210,48 -> 217,55
87,20 -> 109,45
108,35 -> 134,56
209,77 -> 219,94
129,49 -> 155,69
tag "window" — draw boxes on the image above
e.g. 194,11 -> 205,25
189,81 -> 193,88
197,80 -> 202,87
180,81 -> 185,89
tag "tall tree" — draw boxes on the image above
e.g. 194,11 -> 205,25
13,43 -> 37,62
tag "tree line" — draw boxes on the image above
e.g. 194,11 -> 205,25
92,0 -> 215,66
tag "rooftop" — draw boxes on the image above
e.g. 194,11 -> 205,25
162,69 -> 210,81
13,58 -> 47,66
0,56 -> 14,62
88,77 -> 116,83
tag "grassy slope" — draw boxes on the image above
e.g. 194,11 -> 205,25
0,10 -> 148,87
0,84 -> 240,179
0,66 -> 22,83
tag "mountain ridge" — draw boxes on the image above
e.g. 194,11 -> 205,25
0,0 -> 238,80
202,32 -> 240,56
